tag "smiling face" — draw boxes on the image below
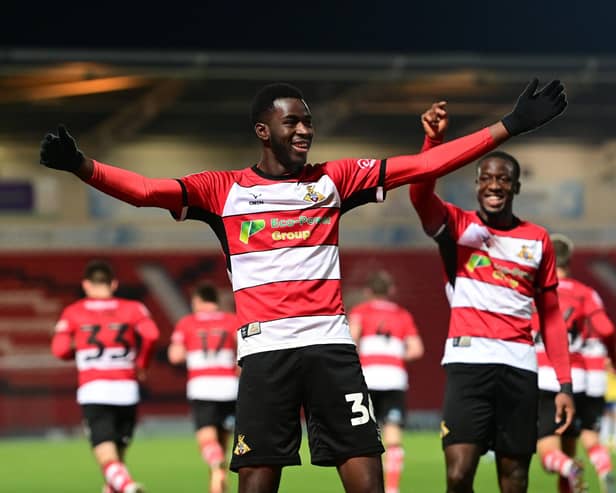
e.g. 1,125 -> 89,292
255,97 -> 313,172
475,156 -> 520,222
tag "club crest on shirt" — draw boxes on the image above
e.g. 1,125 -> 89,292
303,185 -> 325,203
517,245 -> 535,261
234,434 -> 252,455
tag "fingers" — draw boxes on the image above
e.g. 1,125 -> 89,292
540,79 -> 561,98
521,77 -> 539,98
58,124 -> 69,140
554,403 -> 574,435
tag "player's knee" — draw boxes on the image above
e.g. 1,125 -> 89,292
446,466 -> 474,491
201,440 -> 225,468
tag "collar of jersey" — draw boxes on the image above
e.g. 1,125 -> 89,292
251,164 -> 303,181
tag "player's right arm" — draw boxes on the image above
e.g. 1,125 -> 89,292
348,309 -> 362,347
50,307 -> 76,360
39,125 -> 184,212
168,318 -> 188,365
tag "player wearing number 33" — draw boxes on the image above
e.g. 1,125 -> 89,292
50,260 -> 160,493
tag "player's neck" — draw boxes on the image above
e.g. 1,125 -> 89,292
256,153 -> 303,177
477,209 -> 516,230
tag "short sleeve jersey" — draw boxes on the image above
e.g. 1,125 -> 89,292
54,298 -> 153,405
171,310 -> 239,401
173,160 -> 386,359
350,299 -> 418,391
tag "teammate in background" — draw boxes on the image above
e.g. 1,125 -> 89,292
50,260 -> 160,493
40,79 -> 566,493
601,364 -> 616,451
349,270 -> 424,493
554,234 -> 616,493
410,103 -> 574,493
533,234 -> 589,492
168,282 -> 239,493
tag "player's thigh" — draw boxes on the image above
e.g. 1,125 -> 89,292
113,404 -> 138,448
494,366 -> 541,455
230,349 -> 303,471
191,400 -> 235,432
441,363 -> 498,451
579,395 -> 605,432
376,390 -> 406,427
81,404 -> 124,448
301,344 -> 384,466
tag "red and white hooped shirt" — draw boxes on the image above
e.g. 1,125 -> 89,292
171,310 -> 238,401
435,202 -> 558,374
350,299 -> 419,391
52,298 -> 160,405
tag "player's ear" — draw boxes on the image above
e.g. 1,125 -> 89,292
513,181 -> 521,195
254,122 -> 270,142
110,279 -> 119,293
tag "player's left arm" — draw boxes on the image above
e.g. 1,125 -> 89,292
403,310 -> 424,362
585,289 -> 615,339
348,311 -> 362,347
134,305 -> 160,369
404,335 -> 424,362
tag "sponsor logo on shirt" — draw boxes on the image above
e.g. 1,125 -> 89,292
272,230 -> 311,241
270,215 -> 331,228
465,253 -> 532,288
303,185 -> 325,203
248,193 -> 264,205
239,220 -> 266,244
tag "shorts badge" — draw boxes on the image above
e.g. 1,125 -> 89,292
440,420 -> 450,438
234,434 -> 252,456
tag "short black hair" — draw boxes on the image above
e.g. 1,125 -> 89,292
476,151 -> 521,182
193,281 -> 219,303
84,260 -> 115,285
367,270 -> 393,296
551,233 -> 574,268
250,82 -> 305,126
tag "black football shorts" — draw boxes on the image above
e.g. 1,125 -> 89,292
229,344 -> 384,471
441,363 -> 538,456
81,404 -> 137,448
190,399 -> 236,432
369,390 -> 406,427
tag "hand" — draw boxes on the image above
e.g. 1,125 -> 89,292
39,125 -> 85,172
501,78 -> 567,136
421,101 -> 449,141
553,391 -> 575,435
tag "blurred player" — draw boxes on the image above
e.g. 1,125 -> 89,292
601,365 -> 616,451
553,234 -> 616,493
51,260 -> 160,493
349,270 -> 424,493
410,102 -> 574,493
168,282 -> 239,493
41,79 -> 566,493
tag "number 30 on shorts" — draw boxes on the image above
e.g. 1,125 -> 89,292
345,392 -> 376,426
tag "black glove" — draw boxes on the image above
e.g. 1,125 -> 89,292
39,125 -> 84,172
501,78 -> 567,136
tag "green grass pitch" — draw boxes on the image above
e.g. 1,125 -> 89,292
0,431 -> 605,492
